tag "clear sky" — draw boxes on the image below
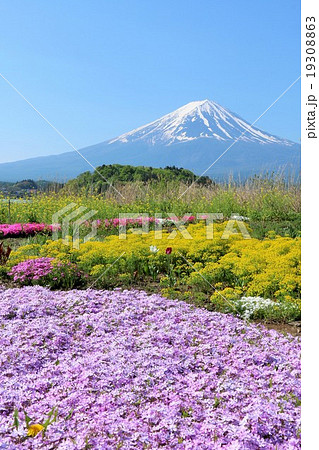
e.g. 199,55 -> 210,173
0,0 -> 300,163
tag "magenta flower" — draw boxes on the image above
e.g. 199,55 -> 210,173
9,257 -> 54,283
0,223 -> 61,238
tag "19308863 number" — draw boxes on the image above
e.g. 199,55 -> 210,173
306,16 -> 316,78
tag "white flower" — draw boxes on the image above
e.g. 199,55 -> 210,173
231,215 -> 249,221
235,296 -> 275,320
149,245 -> 159,253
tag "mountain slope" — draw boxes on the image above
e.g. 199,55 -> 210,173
109,100 -> 294,146
0,100 -> 300,182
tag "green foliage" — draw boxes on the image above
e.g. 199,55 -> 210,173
65,164 -> 212,193
0,179 -> 62,194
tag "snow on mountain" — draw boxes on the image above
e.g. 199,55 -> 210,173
0,99 -> 300,182
109,99 -> 294,147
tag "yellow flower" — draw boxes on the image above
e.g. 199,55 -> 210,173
27,424 -> 44,437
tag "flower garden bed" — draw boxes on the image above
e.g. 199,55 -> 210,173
0,216 -> 197,239
0,223 -> 59,238
2,221 -> 301,323
0,286 -> 300,448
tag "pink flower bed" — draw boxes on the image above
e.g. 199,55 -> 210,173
0,216 -> 197,238
0,223 -> 60,238
96,215 -> 197,228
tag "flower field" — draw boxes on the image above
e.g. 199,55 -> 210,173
0,286 -> 301,448
0,182 -> 301,446
2,221 -> 301,322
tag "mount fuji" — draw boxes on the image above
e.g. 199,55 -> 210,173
0,100 -> 300,182
109,100 -> 293,146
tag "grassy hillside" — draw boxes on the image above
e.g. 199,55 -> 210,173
65,164 -> 212,193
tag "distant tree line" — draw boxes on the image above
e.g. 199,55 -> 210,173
65,164 -> 212,193
0,166 -> 213,197
0,179 -> 63,196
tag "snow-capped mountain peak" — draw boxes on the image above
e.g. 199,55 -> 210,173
109,99 -> 293,146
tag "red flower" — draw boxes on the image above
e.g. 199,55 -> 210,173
165,247 -> 172,255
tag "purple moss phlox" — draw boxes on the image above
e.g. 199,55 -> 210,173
0,287 -> 301,449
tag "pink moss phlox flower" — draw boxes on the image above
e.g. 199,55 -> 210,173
8,257 -> 55,283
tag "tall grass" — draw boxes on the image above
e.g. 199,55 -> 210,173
0,176 -> 300,238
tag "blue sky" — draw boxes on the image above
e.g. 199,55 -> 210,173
0,0 -> 300,163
